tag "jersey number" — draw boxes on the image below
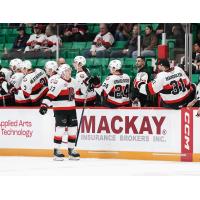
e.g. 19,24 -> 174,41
114,84 -> 129,99
170,78 -> 186,95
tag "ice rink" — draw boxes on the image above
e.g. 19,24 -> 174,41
1,156 -> 200,176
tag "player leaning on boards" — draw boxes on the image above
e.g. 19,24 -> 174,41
94,59 -> 131,108
39,64 -> 80,161
73,55 -> 99,106
137,59 -> 195,109
187,75 -> 200,116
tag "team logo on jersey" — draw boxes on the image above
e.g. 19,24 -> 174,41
53,80 -> 58,84
80,74 -> 85,78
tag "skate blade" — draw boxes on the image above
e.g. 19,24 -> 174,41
68,156 -> 80,161
53,156 -> 64,161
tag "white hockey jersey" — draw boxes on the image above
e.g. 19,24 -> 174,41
9,72 -> 29,104
95,73 -> 130,106
0,68 -> 13,82
25,33 -> 46,51
139,66 -> 193,105
90,32 -> 114,52
48,74 -> 60,87
75,71 -> 96,103
21,68 -> 48,103
43,77 -> 81,110
42,35 -> 60,52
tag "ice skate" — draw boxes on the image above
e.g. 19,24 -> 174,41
68,148 -> 80,160
53,149 -> 65,161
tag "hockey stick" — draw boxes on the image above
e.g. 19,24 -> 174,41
75,81 -> 91,146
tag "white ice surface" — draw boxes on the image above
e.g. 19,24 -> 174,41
1,156 -> 200,176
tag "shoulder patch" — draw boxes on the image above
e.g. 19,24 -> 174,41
80,74 -> 85,79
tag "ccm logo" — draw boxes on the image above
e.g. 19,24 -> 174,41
184,112 -> 190,151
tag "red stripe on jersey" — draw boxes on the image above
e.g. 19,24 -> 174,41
107,98 -> 130,106
147,82 -> 156,95
76,89 -> 82,95
163,84 -> 173,90
103,90 -> 108,96
23,90 -> 30,97
15,99 -> 31,104
31,88 -> 48,103
163,90 -> 191,104
53,106 -> 76,110
59,89 -> 70,96
68,135 -> 77,140
47,93 -> 56,99
75,96 -> 96,102
32,83 -> 43,92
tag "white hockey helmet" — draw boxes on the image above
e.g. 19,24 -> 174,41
9,58 -> 23,70
45,61 -> 58,72
73,56 -> 86,66
108,59 -> 122,70
22,60 -> 32,70
58,64 -> 72,76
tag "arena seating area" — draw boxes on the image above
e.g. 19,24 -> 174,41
0,23 -> 199,84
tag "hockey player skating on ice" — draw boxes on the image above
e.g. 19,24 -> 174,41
94,59 -> 131,108
39,64 -> 80,161
137,59 -> 195,109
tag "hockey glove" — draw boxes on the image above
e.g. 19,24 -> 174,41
88,76 -> 101,88
39,104 -> 48,115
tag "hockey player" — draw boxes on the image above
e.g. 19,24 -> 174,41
0,58 -> 22,82
94,59 -> 131,108
73,55 -> 98,106
39,64 -> 80,161
137,59 -> 195,109
0,71 -> 13,106
44,60 -> 59,80
21,60 -> 48,106
9,60 -> 31,106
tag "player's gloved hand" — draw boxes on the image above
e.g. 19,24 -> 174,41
88,76 -> 101,88
39,104 -> 48,115
8,87 -> 17,95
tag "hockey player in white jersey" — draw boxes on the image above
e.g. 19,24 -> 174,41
137,59 -> 195,109
9,60 -> 30,106
73,56 -> 99,106
94,59 -> 131,108
0,58 -> 22,82
44,60 -> 59,81
39,64 -> 80,161
21,60 -> 48,106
